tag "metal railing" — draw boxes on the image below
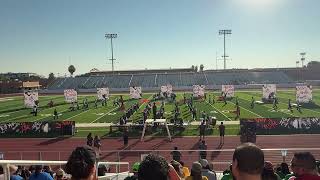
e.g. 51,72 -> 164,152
0,160 -> 129,180
2,148 -> 320,172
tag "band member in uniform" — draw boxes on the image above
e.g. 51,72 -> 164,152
250,97 -> 255,109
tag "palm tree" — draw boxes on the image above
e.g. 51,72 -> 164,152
68,65 -> 76,77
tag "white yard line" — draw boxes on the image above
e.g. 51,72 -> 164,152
67,109 -> 91,121
204,100 -> 233,121
90,107 -> 121,123
228,101 -> 263,118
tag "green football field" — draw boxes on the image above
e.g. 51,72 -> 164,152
0,89 -> 320,124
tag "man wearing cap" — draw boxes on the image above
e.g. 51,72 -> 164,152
199,159 -> 217,180
231,143 -> 264,180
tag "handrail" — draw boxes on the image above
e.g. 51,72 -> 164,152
0,160 -> 129,180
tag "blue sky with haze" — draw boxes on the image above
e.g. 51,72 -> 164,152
0,0 -> 319,77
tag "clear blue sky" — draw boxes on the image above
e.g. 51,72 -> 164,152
0,0 -> 319,77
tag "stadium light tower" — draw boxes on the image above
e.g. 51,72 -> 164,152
105,33 -> 118,73
300,52 -> 306,68
219,29 -> 232,70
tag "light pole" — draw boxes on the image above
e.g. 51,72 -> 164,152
105,33 -> 118,73
300,52 -> 306,68
219,30 -> 232,70
300,52 -> 306,82
296,61 -> 300,81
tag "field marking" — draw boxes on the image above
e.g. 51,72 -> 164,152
228,100 -> 263,118
204,100 -> 233,121
90,107 -> 120,123
0,98 -> 14,102
2,114 -> 29,123
66,109 -> 91,121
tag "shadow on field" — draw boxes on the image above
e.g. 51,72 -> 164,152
37,136 -> 72,146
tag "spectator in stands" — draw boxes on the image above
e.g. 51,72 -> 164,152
289,152 -> 320,180
219,122 -> 225,144
86,133 -> 93,147
43,165 -> 54,178
65,146 -> 97,180
170,146 -> 182,162
199,140 -> 207,160
275,162 -> 290,179
124,162 -> 140,180
221,165 -> 233,180
170,160 -> 185,179
316,160 -> 320,174
138,154 -> 169,180
97,164 -> 108,177
231,143 -> 264,180
29,165 -> 53,180
54,168 -> 65,180
9,165 -> 24,180
180,161 -> 191,177
199,159 -> 217,180
185,162 -> 208,180
261,161 -> 280,180
0,165 -> 3,180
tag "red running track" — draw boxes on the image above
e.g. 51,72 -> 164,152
1,135 -> 320,171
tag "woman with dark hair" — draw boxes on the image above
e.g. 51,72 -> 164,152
65,146 -> 97,180
185,162 -> 208,180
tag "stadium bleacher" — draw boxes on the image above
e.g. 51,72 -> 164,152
48,70 -> 294,90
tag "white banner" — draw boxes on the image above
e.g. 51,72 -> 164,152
97,88 -> 109,100
24,90 -> 39,108
130,86 -> 142,99
193,85 -> 205,97
222,85 -> 234,98
296,85 -> 312,103
262,84 -> 276,99
160,84 -> 173,97
64,89 -> 78,103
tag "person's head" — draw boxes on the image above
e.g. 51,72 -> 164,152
261,161 -> 278,180
65,146 -> 97,180
55,168 -> 65,180
97,164 -> 107,176
199,159 -> 209,169
132,162 -> 140,176
280,162 -> 290,175
191,162 -> 203,178
202,140 -> 205,144
170,160 -> 184,178
232,143 -> 264,180
35,165 -> 43,175
174,147 -> 178,150
138,154 -> 169,180
290,152 -> 318,177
